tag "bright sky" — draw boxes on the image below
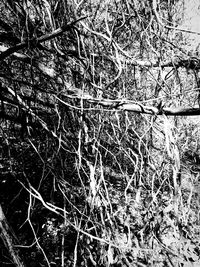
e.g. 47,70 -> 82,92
181,0 -> 200,52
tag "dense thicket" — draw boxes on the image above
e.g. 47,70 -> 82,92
0,0 -> 200,266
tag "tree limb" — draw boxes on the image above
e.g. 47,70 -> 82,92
118,103 -> 200,116
0,16 -> 87,61
57,94 -> 200,116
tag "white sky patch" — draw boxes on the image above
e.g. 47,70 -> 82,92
181,0 -> 200,52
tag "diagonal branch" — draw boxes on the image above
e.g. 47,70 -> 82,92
0,204 -> 25,267
0,16 -> 87,61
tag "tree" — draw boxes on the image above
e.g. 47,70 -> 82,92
0,0 -> 200,266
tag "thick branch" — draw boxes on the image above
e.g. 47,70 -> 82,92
162,106 -> 200,116
124,57 -> 200,70
57,94 -> 200,116
118,103 -> 200,116
115,102 -> 200,116
0,16 -> 87,61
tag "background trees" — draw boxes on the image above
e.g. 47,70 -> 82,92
0,0 -> 200,266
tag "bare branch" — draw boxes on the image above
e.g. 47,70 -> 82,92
0,16 -> 87,61
56,94 -> 200,116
